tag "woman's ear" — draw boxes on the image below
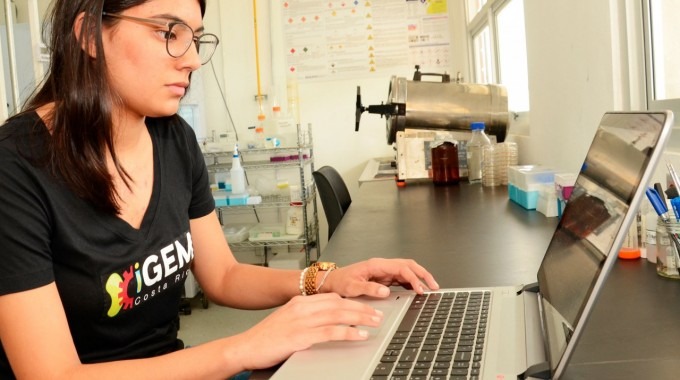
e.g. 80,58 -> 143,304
73,12 -> 97,58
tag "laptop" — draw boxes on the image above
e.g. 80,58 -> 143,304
271,111 -> 675,380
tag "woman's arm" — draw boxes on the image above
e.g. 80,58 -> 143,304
0,283 -> 245,379
188,211 -> 303,309
0,281 -> 383,378
189,211 -> 440,309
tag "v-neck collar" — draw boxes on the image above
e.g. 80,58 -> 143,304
108,121 -> 161,241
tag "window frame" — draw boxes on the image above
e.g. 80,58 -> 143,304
467,0 -> 499,84
466,0 -> 529,126
642,0 -> 680,117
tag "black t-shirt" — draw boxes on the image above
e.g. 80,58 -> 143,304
0,112 -> 215,376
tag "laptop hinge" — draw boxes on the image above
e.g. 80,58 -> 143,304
517,361 -> 551,379
517,282 -> 539,295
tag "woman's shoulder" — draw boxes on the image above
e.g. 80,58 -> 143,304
0,112 -> 49,184
0,111 -> 46,154
0,111 -> 42,136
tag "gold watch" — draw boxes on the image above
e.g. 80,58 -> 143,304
304,262 -> 337,295
313,262 -> 337,271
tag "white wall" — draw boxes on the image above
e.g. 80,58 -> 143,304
521,0 -> 678,186
522,0 -> 622,173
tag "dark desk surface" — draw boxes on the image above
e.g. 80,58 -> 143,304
319,180 -> 680,379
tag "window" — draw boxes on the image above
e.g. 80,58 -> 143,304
0,0 -> 49,122
496,0 -> 529,112
471,26 -> 493,83
466,0 -> 529,112
643,0 -> 680,116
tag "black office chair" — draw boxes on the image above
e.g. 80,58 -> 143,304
312,166 -> 352,241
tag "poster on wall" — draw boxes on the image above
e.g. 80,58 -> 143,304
281,0 -> 451,82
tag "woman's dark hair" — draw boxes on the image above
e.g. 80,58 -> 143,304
14,0 -> 206,215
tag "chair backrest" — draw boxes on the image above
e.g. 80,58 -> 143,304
312,166 -> 352,241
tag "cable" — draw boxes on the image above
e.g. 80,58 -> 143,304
208,59 -> 261,223
209,60 -> 239,142
252,0 -> 266,121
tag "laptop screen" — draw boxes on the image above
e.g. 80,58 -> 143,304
536,112 -> 672,375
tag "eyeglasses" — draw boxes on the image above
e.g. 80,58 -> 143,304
102,12 -> 219,65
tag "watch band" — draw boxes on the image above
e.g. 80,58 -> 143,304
303,262 -> 337,295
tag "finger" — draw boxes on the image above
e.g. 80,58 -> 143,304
389,265 -> 426,294
346,280 -> 391,298
408,262 -> 440,291
286,294 -> 384,326
395,260 -> 439,293
305,298 -> 384,328
317,325 -> 372,342
365,258 -> 438,292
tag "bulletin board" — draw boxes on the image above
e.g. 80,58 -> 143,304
281,0 -> 451,82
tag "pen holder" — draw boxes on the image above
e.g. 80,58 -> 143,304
655,218 -> 680,279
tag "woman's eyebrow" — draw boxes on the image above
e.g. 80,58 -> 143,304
153,12 -> 205,33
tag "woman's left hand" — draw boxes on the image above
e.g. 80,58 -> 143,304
322,258 -> 439,298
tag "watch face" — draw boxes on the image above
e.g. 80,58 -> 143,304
316,262 -> 336,271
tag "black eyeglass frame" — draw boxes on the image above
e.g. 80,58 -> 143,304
101,12 -> 219,65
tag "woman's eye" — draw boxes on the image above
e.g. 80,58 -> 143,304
159,30 -> 177,41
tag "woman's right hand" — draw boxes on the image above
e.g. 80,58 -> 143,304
230,293 -> 384,371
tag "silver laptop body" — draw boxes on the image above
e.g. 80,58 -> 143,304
272,111 -> 674,380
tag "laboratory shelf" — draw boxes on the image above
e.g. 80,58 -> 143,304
203,126 -> 319,266
201,144 -> 313,157
216,187 -> 316,213
205,158 -> 313,173
229,239 -> 308,248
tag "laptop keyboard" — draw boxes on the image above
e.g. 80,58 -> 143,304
371,291 -> 491,380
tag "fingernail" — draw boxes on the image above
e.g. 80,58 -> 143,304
377,287 -> 390,297
375,309 -> 384,316
358,330 -> 369,338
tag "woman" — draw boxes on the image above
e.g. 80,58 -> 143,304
0,0 -> 439,378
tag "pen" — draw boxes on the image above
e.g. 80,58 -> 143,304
654,182 -> 667,207
646,187 -> 670,223
673,198 -> 680,221
666,162 -> 680,192
646,187 -> 680,272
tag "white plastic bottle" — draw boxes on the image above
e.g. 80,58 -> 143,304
467,122 -> 491,183
230,144 -> 246,194
246,126 -> 257,149
271,102 -> 297,147
285,204 -> 304,236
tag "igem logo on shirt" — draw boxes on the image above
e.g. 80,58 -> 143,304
104,232 -> 194,317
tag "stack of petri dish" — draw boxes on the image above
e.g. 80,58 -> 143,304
481,144 -> 500,186
482,142 -> 518,187
498,142 -> 518,185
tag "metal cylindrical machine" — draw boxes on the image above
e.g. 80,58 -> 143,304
356,67 -> 510,144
